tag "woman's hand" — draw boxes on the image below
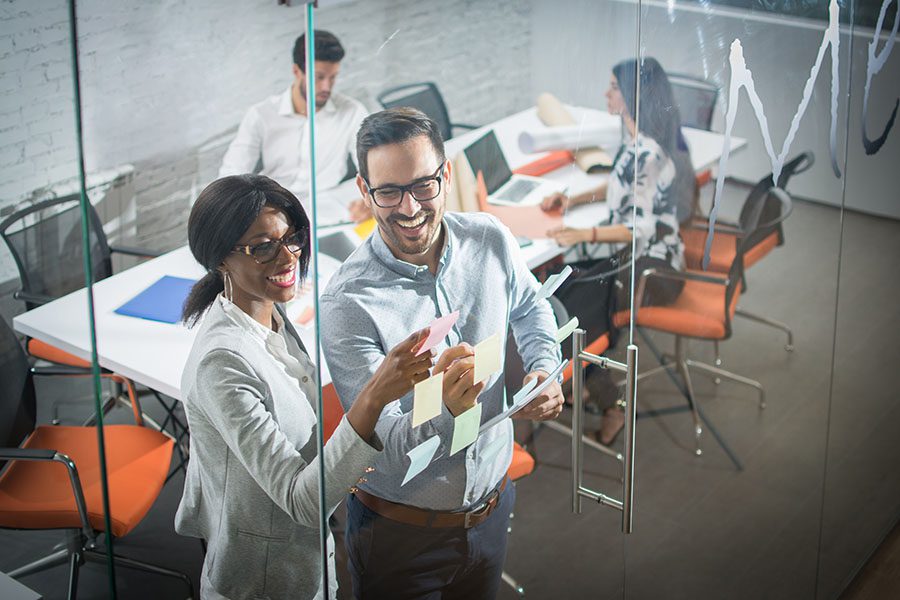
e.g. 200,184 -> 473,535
361,329 -> 434,408
434,344 -> 485,416
548,226 -> 593,247
541,192 -> 570,213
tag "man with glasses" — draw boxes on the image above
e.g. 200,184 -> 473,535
320,108 -> 564,598
219,30 -> 368,220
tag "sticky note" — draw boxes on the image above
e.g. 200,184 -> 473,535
412,371 -> 443,427
354,217 -> 377,239
473,333 -> 502,383
415,310 -> 460,356
534,265 -> 573,302
479,435 -> 507,466
450,402 -> 483,456
401,435 -> 441,486
511,376 -> 539,408
555,316 -> 580,344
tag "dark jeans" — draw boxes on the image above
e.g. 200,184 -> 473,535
344,484 -> 515,600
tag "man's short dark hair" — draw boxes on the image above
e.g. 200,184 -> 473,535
293,30 -> 345,70
356,108 -> 446,183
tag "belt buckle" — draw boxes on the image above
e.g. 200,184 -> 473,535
464,488 -> 499,528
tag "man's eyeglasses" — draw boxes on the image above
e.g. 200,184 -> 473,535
232,230 -> 307,264
364,162 -> 445,208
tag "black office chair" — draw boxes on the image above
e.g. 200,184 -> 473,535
377,82 -> 478,141
0,195 -> 187,463
668,73 -> 720,132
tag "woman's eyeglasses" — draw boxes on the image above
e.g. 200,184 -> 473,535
363,162 -> 445,208
232,230 -> 307,264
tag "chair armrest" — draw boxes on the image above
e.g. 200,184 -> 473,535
31,365 -> 94,376
684,221 -> 744,236
0,447 -> 57,461
14,290 -> 54,305
109,244 -> 162,258
633,267 -> 728,311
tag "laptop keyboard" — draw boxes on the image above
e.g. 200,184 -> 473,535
496,178 -> 541,202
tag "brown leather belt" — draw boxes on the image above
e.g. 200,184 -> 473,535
353,477 -> 508,529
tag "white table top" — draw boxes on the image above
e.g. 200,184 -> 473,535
13,106 -> 745,401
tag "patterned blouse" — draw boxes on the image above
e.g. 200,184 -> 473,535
606,133 -> 685,270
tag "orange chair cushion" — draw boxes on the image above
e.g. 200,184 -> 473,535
682,227 -> 779,273
27,339 -> 91,368
507,442 -> 535,482
0,425 -> 173,538
613,271 -> 736,340
322,384 -> 344,444
695,169 -> 712,188
743,231 -> 779,269
562,333 -> 611,383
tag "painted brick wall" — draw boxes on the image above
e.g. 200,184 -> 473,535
0,0 -> 533,287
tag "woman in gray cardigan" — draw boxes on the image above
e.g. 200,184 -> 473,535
175,175 -> 433,599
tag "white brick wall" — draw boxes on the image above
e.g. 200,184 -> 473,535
1,0 -> 533,286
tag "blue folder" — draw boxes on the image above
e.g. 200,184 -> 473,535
114,275 -> 196,324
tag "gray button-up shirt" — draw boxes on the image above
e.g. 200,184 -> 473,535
320,212 -> 560,511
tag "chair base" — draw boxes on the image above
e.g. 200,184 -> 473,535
736,307 -> 794,352
9,529 -> 193,600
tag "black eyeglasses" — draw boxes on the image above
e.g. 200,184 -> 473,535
363,162 -> 445,208
232,230 -> 307,264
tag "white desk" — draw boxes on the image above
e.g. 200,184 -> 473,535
13,106 -> 745,401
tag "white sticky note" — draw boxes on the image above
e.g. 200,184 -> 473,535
555,316 -> 580,344
412,371 -> 443,427
511,377 -> 540,408
534,265 -> 573,302
401,435 -> 441,486
450,402 -> 483,456
473,333 -> 502,383
479,435 -> 507,466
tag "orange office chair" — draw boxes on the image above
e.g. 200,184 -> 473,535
611,190 -> 788,457
681,152 -> 814,352
0,318 -> 192,599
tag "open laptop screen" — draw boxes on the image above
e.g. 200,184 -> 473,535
464,130 -> 514,195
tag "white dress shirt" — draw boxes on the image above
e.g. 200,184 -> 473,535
219,87 -> 368,196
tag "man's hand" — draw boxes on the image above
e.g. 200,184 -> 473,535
435,344 -> 484,417
348,198 -> 373,223
513,370 -> 564,421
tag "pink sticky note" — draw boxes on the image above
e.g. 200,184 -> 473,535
415,310 -> 460,356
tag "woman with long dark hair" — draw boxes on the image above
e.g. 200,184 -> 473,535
175,174 -> 434,599
542,57 -> 693,445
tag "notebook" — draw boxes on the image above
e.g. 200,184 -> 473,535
114,275 -> 196,324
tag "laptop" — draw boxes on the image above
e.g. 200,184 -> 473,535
464,129 -> 565,207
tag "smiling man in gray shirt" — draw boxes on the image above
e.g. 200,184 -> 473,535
320,107 -> 564,598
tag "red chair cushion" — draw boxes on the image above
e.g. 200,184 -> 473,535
0,425 -> 173,538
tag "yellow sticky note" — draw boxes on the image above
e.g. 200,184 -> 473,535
354,217 -> 377,239
473,332 -> 502,383
412,371 -> 443,427
450,402 -> 483,456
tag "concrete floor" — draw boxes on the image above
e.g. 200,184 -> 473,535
2,181 -> 898,599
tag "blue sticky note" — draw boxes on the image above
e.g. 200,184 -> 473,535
114,275 -> 196,324
401,435 -> 441,486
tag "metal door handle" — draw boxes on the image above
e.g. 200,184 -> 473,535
570,329 -> 638,533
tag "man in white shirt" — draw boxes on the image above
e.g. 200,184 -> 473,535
219,30 -> 370,221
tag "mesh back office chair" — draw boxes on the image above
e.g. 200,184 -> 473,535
0,195 -> 186,451
681,152 -> 814,351
377,82 -> 478,141
669,73 -> 720,132
0,317 -> 192,600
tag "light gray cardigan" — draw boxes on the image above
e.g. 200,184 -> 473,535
175,299 -> 380,600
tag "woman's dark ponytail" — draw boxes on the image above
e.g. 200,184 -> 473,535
182,270 -> 225,327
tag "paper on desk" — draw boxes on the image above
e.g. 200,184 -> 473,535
473,332 -> 502,383
354,218 -> 377,239
450,402 -> 483,456
534,265 -> 573,303
412,371 -> 443,427
536,93 -> 613,172
415,310 -> 460,356
401,434 -> 441,486
479,359 -> 569,434
519,124 -> 620,155
555,317 -> 579,344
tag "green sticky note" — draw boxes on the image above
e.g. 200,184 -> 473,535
412,371 -> 443,427
450,402 -> 483,456
473,332 -> 502,383
555,316 -> 579,344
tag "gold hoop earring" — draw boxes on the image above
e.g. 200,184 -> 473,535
222,270 -> 234,303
